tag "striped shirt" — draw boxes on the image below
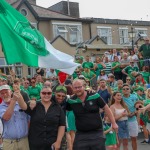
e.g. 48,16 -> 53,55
104,62 -> 112,75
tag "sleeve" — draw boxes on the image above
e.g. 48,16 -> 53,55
66,101 -> 72,111
0,106 -> 6,119
124,66 -> 128,73
97,96 -> 106,108
24,103 -> 36,116
139,45 -> 143,52
59,107 -> 66,126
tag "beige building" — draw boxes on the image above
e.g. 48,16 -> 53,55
0,0 -> 149,77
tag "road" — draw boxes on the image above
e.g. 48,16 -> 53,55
120,132 -> 150,150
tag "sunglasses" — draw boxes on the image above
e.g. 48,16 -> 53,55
126,79 -> 131,81
136,105 -> 142,111
56,94 -> 66,98
122,88 -> 129,90
41,92 -> 52,95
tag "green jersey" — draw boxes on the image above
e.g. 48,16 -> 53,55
112,62 -> 121,72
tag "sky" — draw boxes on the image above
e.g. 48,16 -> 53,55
36,0 -> 150,21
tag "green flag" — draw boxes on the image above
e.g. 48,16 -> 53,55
0,0 -> 79,75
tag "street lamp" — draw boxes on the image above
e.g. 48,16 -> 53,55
128,26 -> 136,50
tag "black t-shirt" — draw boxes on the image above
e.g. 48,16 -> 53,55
20,90 -> 30,103
66,93 -> 106,132
25,101 -> 65,147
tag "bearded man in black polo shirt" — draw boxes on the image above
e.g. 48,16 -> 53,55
67,79 -> 118,150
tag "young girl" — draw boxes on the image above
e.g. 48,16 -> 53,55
97,70 -> 108,81
103,113 -> 118,150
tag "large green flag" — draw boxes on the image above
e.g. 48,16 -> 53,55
0,0 -> 79,75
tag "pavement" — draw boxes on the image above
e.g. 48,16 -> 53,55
121,132 -> 150,150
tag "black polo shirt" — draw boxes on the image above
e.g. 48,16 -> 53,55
25,101 -> 65,147
66,93 -> 106,132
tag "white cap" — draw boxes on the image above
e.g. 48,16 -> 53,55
79,75 -> 85,79
0,85 -> 10,91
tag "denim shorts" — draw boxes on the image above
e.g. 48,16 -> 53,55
117,120 -> 129,139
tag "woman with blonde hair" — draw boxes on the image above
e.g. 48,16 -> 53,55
110,92 -> 130,150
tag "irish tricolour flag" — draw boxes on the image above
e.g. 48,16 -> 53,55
0,0 -> 80,75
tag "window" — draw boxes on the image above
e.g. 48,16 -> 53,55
0,58 -> 22,78
53,23 -> 83,44
20,9 -> 28,16
28,67 -> 36,77
135,28 -> 147,38
69,26 -> 82,44
56,26 -> 68,40
97,27 -> 112,44
119,28 -> 129,44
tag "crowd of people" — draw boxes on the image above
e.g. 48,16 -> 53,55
0,38 -> 150,150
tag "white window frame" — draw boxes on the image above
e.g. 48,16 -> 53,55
52,22 -> 83,44
119,27 -> 129,44
135,28 -> 148,38
97,26 -> 112,45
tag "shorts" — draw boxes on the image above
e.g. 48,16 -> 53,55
128,120 -> 138,137
140,119 -> 145,126
146,122 -> 150,132
117,120 -> 129,139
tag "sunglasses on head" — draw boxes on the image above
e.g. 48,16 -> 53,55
41,92 -> 52,95
136,105 -> 142,111
122,88 -> 129,90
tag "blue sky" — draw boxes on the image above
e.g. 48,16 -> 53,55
36,0 -> 150,21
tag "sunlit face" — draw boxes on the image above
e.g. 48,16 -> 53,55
100,81 -> 106,88
36,75 -> 42,82
85,56 -> 90,62
0,89 -> 12,103
137,75 -> 142,81
117,81 -> 123,88
72,80 -> 85,97
113,93 -> 122,102
31,79 -> 36,87
122,86 -> 130,95
55,92 -> 66,104
40,87 -> 52,102
23,80 -> 30,88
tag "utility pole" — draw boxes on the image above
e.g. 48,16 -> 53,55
67,0 -> 70,15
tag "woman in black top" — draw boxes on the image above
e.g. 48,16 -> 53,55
15,86 -> 65,150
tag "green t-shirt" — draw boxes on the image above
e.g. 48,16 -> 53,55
139,44 -> 150,58
112,62 -> 121,72
113,87 -> 122,93
95,63 -> 104,77
82,62 -> 94,69
104,124 -> 117,146
124,66 -> 139,79
81,71 -> 95,80
141,71 -> 150,84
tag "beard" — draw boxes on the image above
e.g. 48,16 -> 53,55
3,97 -> 11,103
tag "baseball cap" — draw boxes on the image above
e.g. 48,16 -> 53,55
134,86 -> 144,92
55,86 -> 67,94
0,85 -> 10,91
79,75 -> 85,79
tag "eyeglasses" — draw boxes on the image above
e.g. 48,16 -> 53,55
126,79 -> 131,81
122,88 -> 130,90
56,94 -> 66,98
25,82 -> 29,84
41,92 -> 52,95
136,105 -> 142,111
73,86 -> 83,90
31,81 -> 35,83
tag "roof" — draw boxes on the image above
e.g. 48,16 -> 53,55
50,35 -> 75,47
11,0 -> 22,8
31,4 -> 77,19
84,35 -> 107,44
92,18 -> 150,26
86,44 -> 125,49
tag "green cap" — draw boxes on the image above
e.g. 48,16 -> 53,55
56,86 -> 67,94
80,56 -> 84,60
135,86 -> 144,92
84,65 -> 90,69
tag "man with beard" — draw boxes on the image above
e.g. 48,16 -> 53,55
66,79 -> 118,150
0,85 -> 29,150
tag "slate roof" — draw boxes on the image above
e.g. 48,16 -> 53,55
31,4 -> 77,19
92,18 -> 150,26
50,35 -> 75,47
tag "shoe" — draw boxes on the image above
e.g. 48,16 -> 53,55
141,140 -> 148,144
